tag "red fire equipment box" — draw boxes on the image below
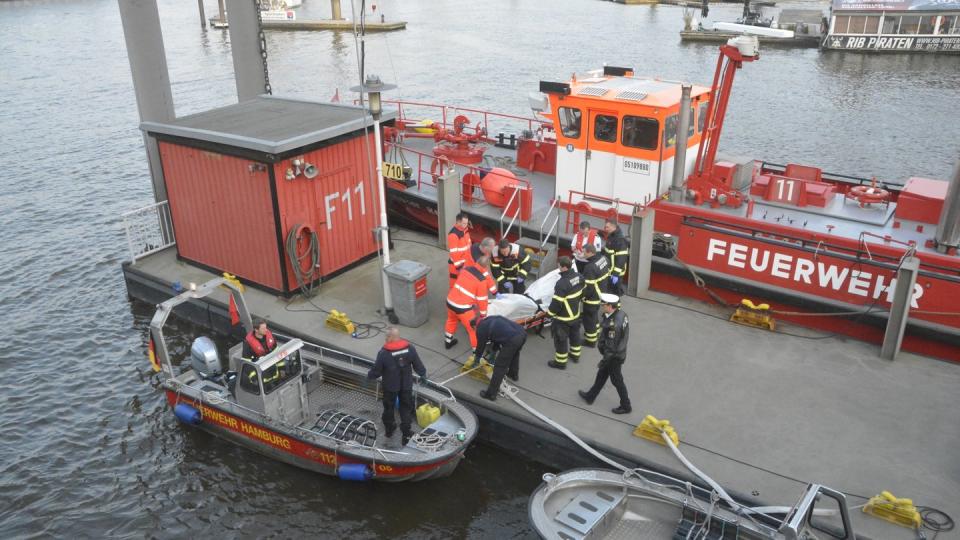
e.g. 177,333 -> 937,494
143,96 -> 396,296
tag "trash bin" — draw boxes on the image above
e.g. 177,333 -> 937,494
384,260 -> 431,327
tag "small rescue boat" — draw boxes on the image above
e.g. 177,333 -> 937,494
148,277 -> 478,482
528,468 -> 856,539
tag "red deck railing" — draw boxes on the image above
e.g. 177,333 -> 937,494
375,99 -> 551,144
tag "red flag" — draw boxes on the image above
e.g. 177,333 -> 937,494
229,295 -> 240,326
331,88 -> 340,103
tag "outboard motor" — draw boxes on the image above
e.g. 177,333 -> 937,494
190,336 -> 222,378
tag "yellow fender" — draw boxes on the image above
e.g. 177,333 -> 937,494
633,415 -> 680,447
862,490 -> 922,529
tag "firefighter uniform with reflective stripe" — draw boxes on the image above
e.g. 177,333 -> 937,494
491,243 -> 532,294
445,264 -> 497,348
447,224 -> 472,287
581,252 -> 611,345
547,268 -> 585,366
604,225 -> 629,295
572,228 -> 602,274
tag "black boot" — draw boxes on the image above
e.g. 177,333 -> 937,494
577,390 -> 594,405
506,373 -> 519,382
611,405 -> 632,415
548,360 -> 566,370
385,425 -> 396,438
444,337 -> 458,350
479,390 -> 497,402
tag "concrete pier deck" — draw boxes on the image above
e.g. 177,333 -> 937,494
122,228 -> 960,539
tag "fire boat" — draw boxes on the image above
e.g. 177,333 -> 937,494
148,277 -> 478,482
378,36 -> 960,362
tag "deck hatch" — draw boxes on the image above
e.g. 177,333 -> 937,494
617,90 -> 648,101
577,86 -> 610,97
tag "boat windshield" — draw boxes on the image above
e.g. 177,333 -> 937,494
261,350 -> 301,394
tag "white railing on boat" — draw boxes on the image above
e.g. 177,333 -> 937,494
122,200 -> 175,264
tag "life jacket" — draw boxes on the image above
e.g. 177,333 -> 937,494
447,265 -> 496,316
573,229 -> 599,261
447,225 -> 471,273
245,330 -> 276,358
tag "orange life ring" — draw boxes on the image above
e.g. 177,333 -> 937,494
849,184 -> 890,206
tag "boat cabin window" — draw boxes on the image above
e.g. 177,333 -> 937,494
663,108 -> 696,148
919,15 -> 936,35
899,15 -> 921,34
940,15 -> 959,34
698,102 -> 709,133
558,107 -> 582,138
834,15 -> 880,34
593,114 -> 618,143
240,363 -> 261,395
260,350 -> 302,394
664,115 -> 678,149
882,15 -> 899,33
621,116 -> 659,150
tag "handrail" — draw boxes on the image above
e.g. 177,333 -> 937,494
276,331 -> 458,402
539,199 -> 560,251
376,99 -> 550,140
760,161 -> 905,190
386,141 -> 532,198
499,186 -> 522,239
122,200 -> 176,263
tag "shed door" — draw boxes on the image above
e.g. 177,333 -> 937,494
584,110 -> 619,200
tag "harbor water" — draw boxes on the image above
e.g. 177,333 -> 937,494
1,0 -> 958,536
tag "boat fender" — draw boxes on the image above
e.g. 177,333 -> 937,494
173,403 -> 202,425
338,464 -> 372,482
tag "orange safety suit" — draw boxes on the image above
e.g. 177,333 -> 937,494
444,264 -> 498,348
447,224 -> 472,287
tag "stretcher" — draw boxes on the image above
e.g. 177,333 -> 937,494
487,269 -> 561,332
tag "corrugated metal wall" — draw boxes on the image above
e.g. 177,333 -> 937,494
273,132 -> 380,289
160,142 -> 284,291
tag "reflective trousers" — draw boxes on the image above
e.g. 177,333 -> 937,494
445,307 -> 479,348
582,303 -> 600,345
551,319 -> 582,364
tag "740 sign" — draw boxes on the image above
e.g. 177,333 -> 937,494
382,162 -> 404,181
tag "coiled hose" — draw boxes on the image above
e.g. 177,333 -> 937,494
286,224 -> 320,296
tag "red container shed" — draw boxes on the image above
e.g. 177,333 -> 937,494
142,96 -> 395,296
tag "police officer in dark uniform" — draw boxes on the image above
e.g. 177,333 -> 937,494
603,219 -> 630,296
367,327 -> 427,445
578,294 -> 632,414
581,244 -> 611,348
547,256 -> 585,370
474,315 -> 527,402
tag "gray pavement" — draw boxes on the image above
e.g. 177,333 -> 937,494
129,228 -> 960,539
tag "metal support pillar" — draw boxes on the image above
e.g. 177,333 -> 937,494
626,207 -> 655,298
330,0 -> 343,20
436,166 -> 460,248
226,0 -> 268,101
118,0 -> 176,206
880,257 -> 920,360
198,0 -> 207,28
